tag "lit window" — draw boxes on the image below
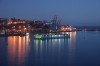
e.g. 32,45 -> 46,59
19,26 -> 21,28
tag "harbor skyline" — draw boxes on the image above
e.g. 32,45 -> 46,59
1,0 -> 100,66
0,0 -> 100,26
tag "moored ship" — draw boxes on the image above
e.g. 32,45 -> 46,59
33,34 -> 70,40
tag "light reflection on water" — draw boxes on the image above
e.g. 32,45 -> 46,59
1,32 -> 100,66
7,36 -> 30,66
68,32 -> 76,65
3,32 -> 76,66
61,32 -> 76,65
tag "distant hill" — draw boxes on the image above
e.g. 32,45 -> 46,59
74,26 -> 100,31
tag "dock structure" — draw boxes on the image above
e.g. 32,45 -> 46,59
0,32 -> 29,37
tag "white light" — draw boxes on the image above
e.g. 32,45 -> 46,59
26,33 -> 29,35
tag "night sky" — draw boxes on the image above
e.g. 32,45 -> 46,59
0,0 -> 100,26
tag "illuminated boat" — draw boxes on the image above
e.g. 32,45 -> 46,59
34,34 -> 70,39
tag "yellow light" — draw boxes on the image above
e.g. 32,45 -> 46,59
13,22 -> 17,24
24,28 -> 26,30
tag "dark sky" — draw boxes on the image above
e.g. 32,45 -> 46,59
0,0 -> 100,26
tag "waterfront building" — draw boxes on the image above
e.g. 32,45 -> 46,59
60,25 -> 76,32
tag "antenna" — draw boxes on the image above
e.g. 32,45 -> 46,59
52,15 -> 58,24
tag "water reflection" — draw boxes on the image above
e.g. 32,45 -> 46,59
28,32 -> 77,66
31,38 -> 68,63
7,32 -> 76,66
1,32 -> 100,66
68,32 -> 76,65
33,38 -> 66,52
7,36 -> 30,66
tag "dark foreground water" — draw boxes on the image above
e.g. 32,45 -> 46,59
0,32 -> 100,66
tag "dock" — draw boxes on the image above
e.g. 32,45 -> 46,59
0,33 -> 29,37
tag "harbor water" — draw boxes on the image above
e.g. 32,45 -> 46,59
0,31 -> 100,66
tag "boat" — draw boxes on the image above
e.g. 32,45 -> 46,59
33,34 -> 70,39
